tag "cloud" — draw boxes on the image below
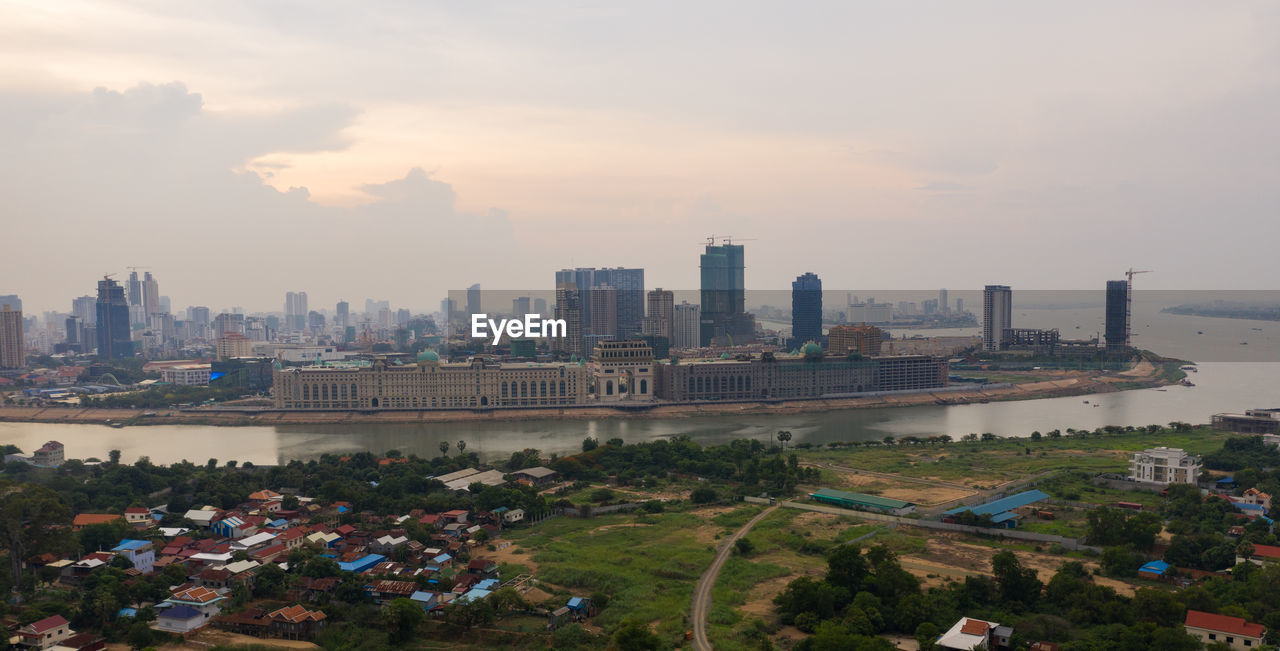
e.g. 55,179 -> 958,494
1,82 -> 517,313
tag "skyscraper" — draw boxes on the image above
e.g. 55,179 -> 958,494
791,272 -> 823,347
554,283 -> 584,358
466,284 -> 482,316
285,291 -> 308,331
513,296 -> 531,315
72,295 -> 96,325
588,286 -> 618,340
939,288 -> 949,313
0,304 -> 23,368
642,288 -> 674,339
699,243 -> 752,346
554,267 -> 645,340
336,301 -> 350,329
1105,280 -> 1130,351
0,295 -> 21,312
96,276 -> 133,358
982,285 -> 1012,352
533,298 -> 547,315
142,272 -> 161,316
673,301 -> 701,349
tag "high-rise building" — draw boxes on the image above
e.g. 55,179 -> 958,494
828,324 -> 882,356
533,298 -> 547,315
513,296 -> 531,316
95,276 -> 133,358
142,272 -> 161,316
285,291 -> 308,331
956,298 -> 965,314
554,268 -> 645,340
0,304 -> 24,368
187,306 -> 210,327
588,286 -> 618,340
553,283 -> 584,358
214,312 -> 245,337
699,243 -> 753,346
69,295 -> 95,326
1105,280 -> 1130,351
336,301 -> 350,330
64,316 -> 83,351
126,271 -> 142,307
939,288 -> 949,313
642,288 -> 674,339
982,285 -> 1013,352
216,333 -> 253,361
673,301 -> 701,349
0,295 -> 21,312
791,273 -> 823,348
466,284 -> 482,316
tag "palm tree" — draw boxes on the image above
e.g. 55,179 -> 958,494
776,430 -> 792,450
439,441 -> 450,457
457,440 -> 467,455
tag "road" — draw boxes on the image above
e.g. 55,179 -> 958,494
691,505 -> 777,651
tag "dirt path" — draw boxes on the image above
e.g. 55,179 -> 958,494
691,505 -> 778,651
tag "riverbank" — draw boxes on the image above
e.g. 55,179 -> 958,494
0,360 -> 1179,427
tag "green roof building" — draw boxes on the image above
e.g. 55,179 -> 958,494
809,488 -> 915,515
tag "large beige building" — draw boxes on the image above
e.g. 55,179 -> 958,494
216,333 -> 253,360
592,340 -> 655,401
1129,447 -> 1201,485
641,289 -> 674,339
0,304 -> 23,369
657,350 -> 947,401
274,353 -> 590,409
827,324 -> 883,356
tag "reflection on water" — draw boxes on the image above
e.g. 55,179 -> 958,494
2,361 -> 1275,467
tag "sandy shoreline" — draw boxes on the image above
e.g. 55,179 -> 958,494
0,366 -> 1173,427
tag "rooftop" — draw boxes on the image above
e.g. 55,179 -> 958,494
1185,610 -> 1266,638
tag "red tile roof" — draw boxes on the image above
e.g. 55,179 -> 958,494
73,513 -> 123,527
269,604 -> 327,623
1185,610 -> 1265,638
1250,543 -> 1280,559
124,507 -> 150,514
24,614 -> 69,634
960,619 -> 992,636
172,586 -> 223,603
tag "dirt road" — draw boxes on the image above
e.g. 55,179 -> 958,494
691,505 -> 778,651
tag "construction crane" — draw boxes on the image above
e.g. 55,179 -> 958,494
698,235 -> 758,246
1122,268 -> 1153,346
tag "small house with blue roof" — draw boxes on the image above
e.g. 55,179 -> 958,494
1138,560 -> 1171,581
111,539 -> 155,574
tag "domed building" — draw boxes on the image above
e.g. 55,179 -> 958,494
416,350 -> 440,364
801,342 -> 824,359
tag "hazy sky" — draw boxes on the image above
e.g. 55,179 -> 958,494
4,1 -> 1279,315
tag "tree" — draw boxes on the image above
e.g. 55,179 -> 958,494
777,430 -> 793,450
0,481 -> 71,592
826,545 -> 869,593
439,441 -> 450,457
79,521 -> 132,554
127,620 -> 154,648
582,437 -> 599,452
446,597 -> 495,629
690,486 -> 717,504
992,550 -> 1042,607
614,619 -> 661,651
734,537 -> 754,555
457,440 -> 467,455
108,449 -> 122,465
383,597 -> 424,643
915,621 -> 940,651
253,562 -> 287,598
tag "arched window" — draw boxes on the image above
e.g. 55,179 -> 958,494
521,381 -> 528,397
559,381 -> 566,395
540,381 -> 547,397
501,383 -> 509,398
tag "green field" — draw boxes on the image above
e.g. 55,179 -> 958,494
798,427 -> 1229,485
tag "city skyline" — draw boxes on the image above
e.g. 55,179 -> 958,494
5,2 -> 1280,314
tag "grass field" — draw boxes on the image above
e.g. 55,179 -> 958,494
797,427 -> 1229,486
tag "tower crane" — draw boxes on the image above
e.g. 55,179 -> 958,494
1122,268 -> 1152,346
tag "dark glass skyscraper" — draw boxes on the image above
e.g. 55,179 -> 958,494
96,276 -> 133,358
1105,280 -> 1129,351
699,243 -> 753,346
553,267 -> 644,340
791,272 -> 823,348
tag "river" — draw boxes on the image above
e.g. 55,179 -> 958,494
2,299 -> 1278,466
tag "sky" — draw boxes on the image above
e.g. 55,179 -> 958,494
3,1 -> 1279,315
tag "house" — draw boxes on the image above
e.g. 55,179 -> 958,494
306,531 -> 341,548
211,516 -> 255,539
276,528 -> 305,550
183,509 -> 220,528
370,534 -> 409,555
442,522 -> 468,537
467,558 -> 498,577
110,540 -> 154,574
410,591 -> 440,611
1184,610 -> 1266,650
71,514 -> 123,530
1238,543 -> 1280,566
156,605 -> 208,634
441,509 -> 469,524
50,632 -> 105,650
367,580 -> 416,604
937,617 -> 1012,650
338,553 -> 385,574
513,466 -> 558,486
566,596 -> 598,617
249,489 -> 283,502
502,508 -> 525,524
123,507 -> 152,529
32,441 -> 65,468
15,615 -> 73,649
250,544 -> 287,563
196,568 -> 232,591
1129,447 -> 1201,485
435,468 -> 482,485
1241,488 -> 1272,511
1137,560 -> 1171,581
548,606 -> 572,630
267,604 -> 327,640
165,585 -> 228,619
231,531 -> 278,553
60,554 -> 111,585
